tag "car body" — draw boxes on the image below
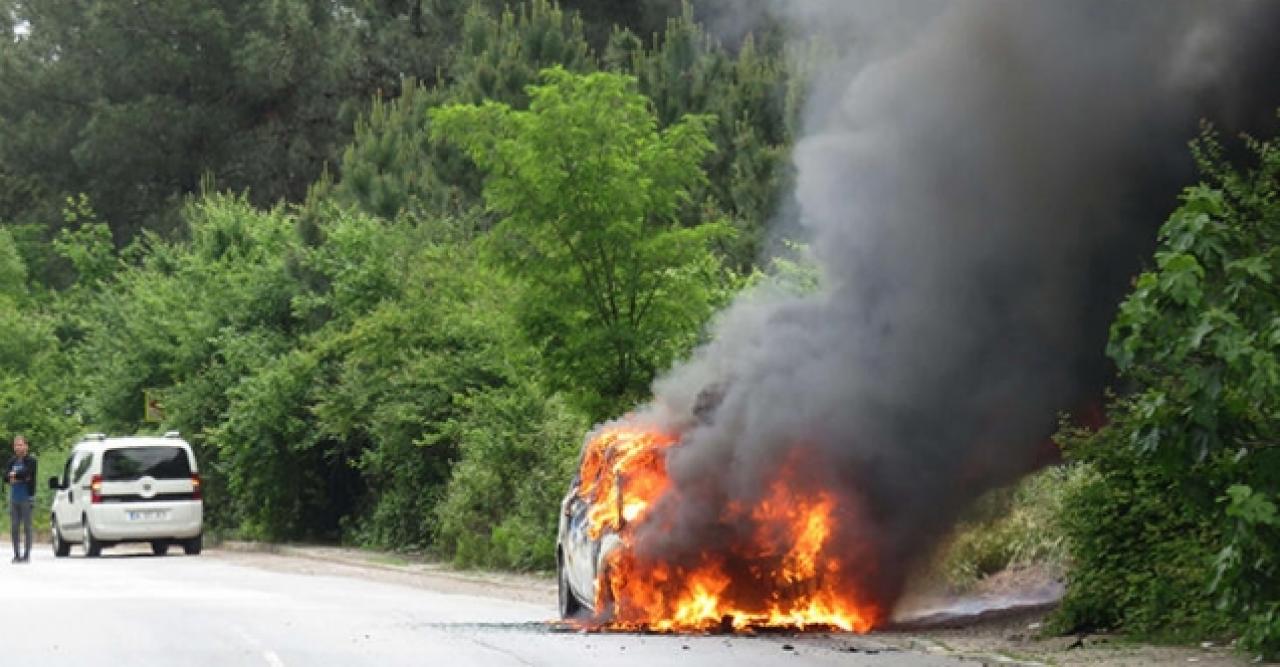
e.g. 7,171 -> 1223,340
48,432 -> 203,557
556,392 -> 721,620
556,476 -> 624,619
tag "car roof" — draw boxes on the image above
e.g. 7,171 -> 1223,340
73,436 -> 193,452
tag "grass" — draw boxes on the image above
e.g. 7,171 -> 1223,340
935,464 -> 1092,590
367,553 -> 412,567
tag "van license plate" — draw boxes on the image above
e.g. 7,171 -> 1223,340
128,510 -> 167,521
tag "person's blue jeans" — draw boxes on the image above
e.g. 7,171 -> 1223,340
10,499 -> 33,560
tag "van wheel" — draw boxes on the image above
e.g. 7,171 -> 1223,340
182,533 -> 202,556
51,520 -> 71,558
150,541 -> 169,557
82,519 -> 102,558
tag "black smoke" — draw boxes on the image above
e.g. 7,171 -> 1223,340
629,1 -> 1280,616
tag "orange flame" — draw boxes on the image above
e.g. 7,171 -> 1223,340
577,423 -> 678,540
574,419 -> 884,633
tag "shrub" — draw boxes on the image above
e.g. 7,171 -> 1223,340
435,384 -> 585,570
1051,416 -> 1234,639
940,464 -> 1081,588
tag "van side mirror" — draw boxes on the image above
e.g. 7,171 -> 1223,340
47,476 -> 62,490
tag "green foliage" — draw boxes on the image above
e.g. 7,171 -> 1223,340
941,465 -> 1081,588
336,1 -> 609,225
432,67 -> 731,418
1218,483 -> 1280,658
0,0 -> 360,239
0,306 -> 79,450
0,225 -> 27,299
313,237 -> 528,550
211,348 -> 337,540
52,195 -> 116,287
1107,131 -> 1280,465
451,0 -> 594,107
1,0 -> 799,274
560,0 -> 687,47
612,9 -> 801,269
0,1 -> 813,577
1053,415 -> 1233,639
335,2 -> 800,271
341,0 -> 485,93
336,81 -> 471,221
1059,126 -> 1280,657
0,231 -> 80,515
435,382 -> 585,569
74,195 -> 300,430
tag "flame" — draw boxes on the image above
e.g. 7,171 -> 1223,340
573,419 -> 884,633
577,423 -> 678,540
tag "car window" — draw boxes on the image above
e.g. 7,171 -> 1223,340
61,455 -> 75,487
72,452 -> 94,484
102,447 -> 192,481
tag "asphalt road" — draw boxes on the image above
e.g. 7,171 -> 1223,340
0,546 -> 967,666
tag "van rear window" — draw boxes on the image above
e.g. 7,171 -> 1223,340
102,447 -> 192,481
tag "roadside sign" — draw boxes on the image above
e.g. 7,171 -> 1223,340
143,389 -> 165,423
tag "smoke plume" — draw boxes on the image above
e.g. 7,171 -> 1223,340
632,1 -> 1280,614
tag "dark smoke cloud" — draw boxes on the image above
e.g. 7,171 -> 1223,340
635,1 -> 1280,613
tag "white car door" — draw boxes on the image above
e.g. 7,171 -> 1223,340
52,451 -> 82,538
67,451 -> 95,539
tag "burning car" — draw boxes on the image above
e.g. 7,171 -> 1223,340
556,422 -> 677,620
554,416 -> 881,632
556,474 -> 619,618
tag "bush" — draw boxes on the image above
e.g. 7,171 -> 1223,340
435,384 -> 585,570
940,464 -> 1081,588
1051,416 -> 1234,639
311,235 -> 540,551
1053,127 -> 1280,656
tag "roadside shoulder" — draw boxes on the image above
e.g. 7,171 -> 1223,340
212,541 -> 556,607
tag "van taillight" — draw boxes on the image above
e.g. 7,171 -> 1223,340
90,474 -> 103,504
192,473 -> 202,500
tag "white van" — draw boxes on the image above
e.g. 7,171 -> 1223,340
48,432 -> 204,557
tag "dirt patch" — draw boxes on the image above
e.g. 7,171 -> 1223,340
877,610 -> 1252,667
879,565 -> 1259,666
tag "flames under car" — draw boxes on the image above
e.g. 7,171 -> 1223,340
556,467 -> 851,629
555,384 -> 880,631
553,422 -> 874,632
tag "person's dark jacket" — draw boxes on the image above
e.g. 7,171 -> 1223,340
3,454 -> 37,500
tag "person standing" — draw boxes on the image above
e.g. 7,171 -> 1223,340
4,435 -> 37,563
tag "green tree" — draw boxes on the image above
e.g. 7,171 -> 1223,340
52,195 -> 117,288
336,81 -> 477,221
336,0 -> 597,225
431,67 -> 730,418
0,0 -> 355,241
610,8 -> 802,270
341,0 -> 487,93
1056,126 -> 1280,657
0,225 -> 26,299
311,236 -> 536,550
435,380 -> 585,569
0,224 -> 80,509
451,0 -> 594,107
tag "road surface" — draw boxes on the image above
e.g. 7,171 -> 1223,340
0,545 -> 967,666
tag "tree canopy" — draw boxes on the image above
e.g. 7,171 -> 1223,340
431,67 -> 730,417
